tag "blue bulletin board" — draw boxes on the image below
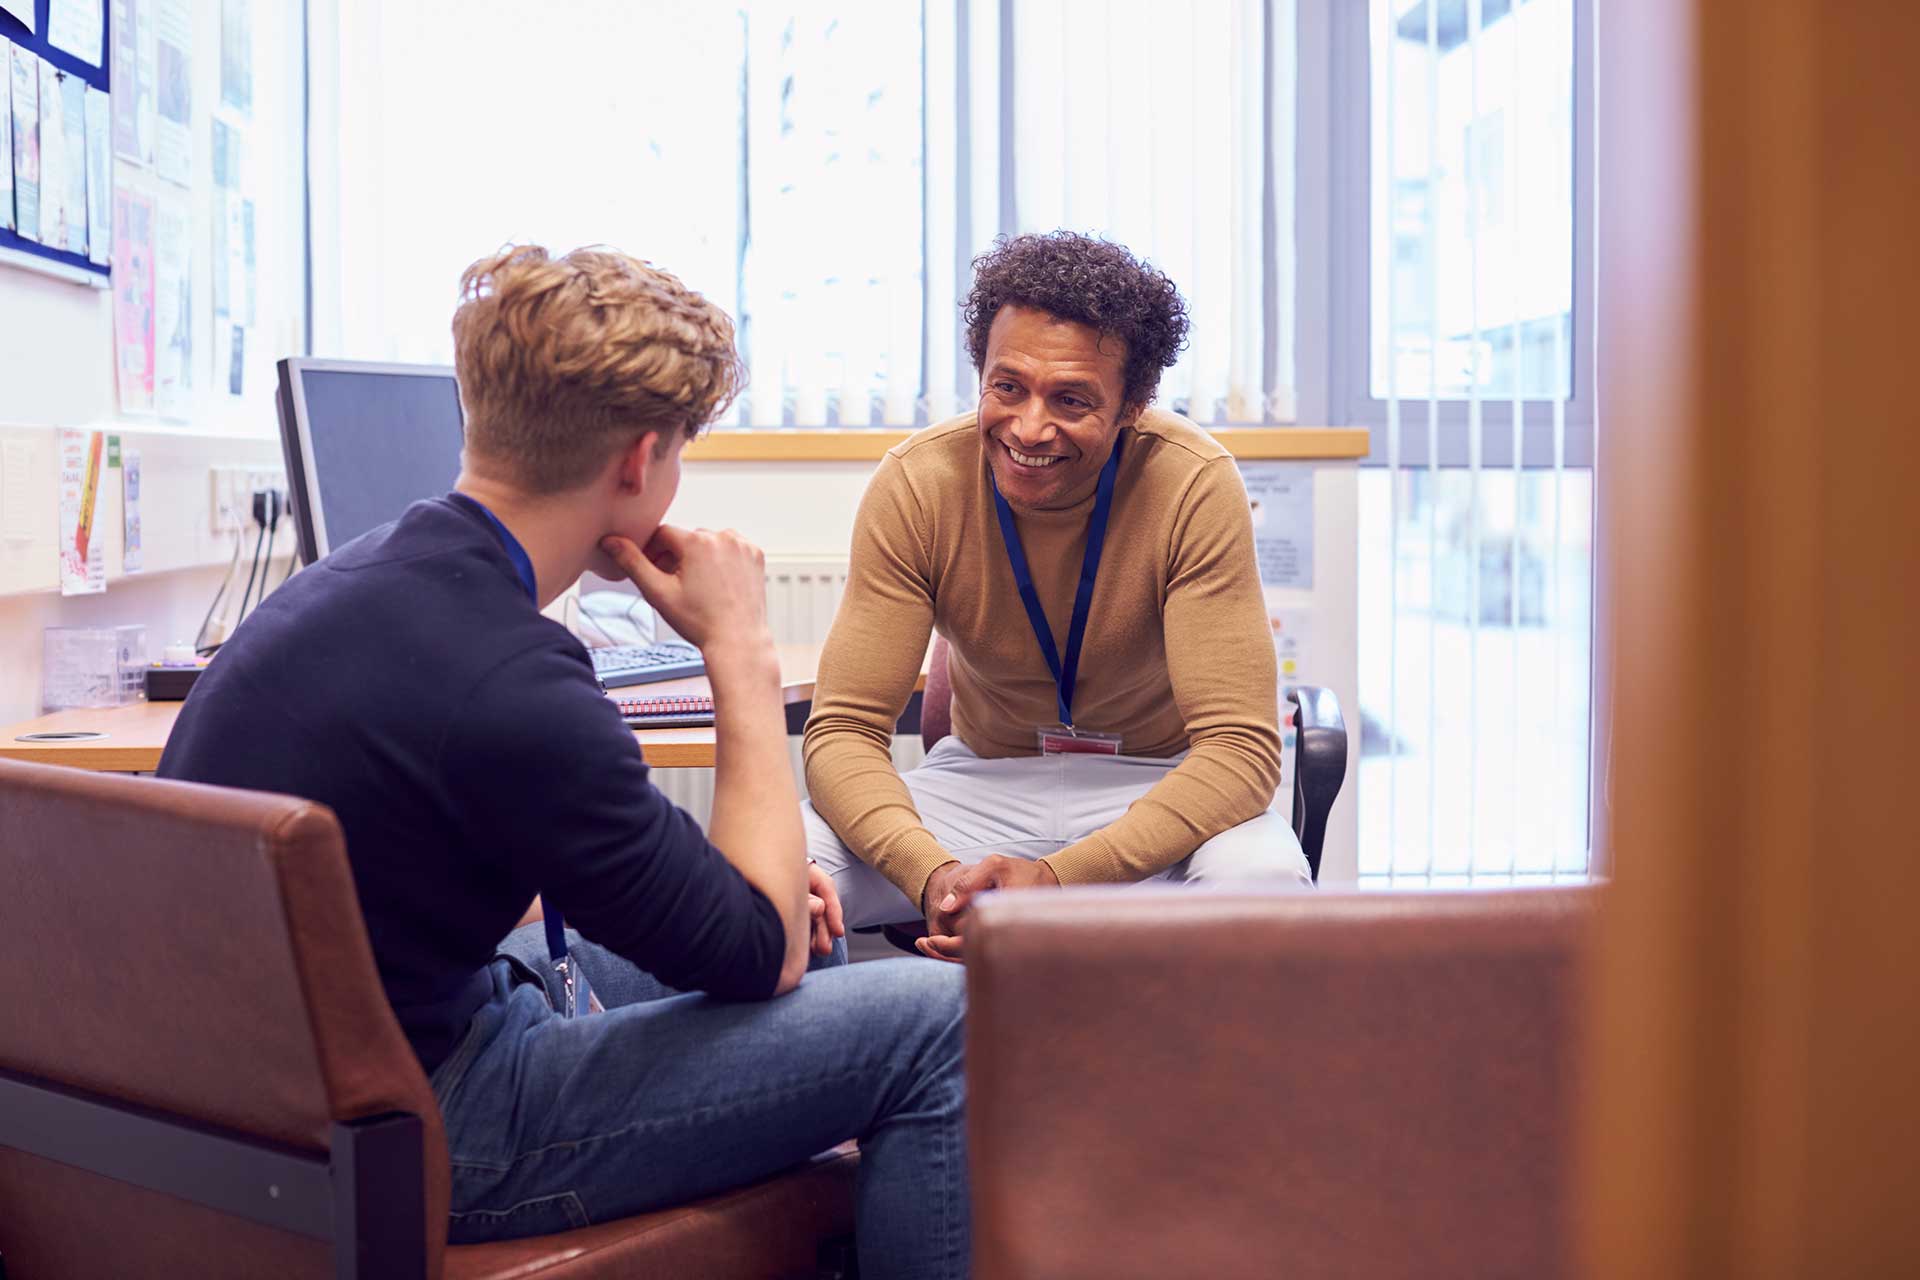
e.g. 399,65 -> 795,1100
0,0 -> 112,285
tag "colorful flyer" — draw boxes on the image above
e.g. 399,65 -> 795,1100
112,186 -> 156,413
58,429 -> 108,596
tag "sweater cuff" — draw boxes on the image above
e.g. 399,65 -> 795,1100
1041,832 -> 1129,886
874,828 -> 960,912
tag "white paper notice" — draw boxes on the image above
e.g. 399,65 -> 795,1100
58,68 -> 86,253
110,0 -> 155,165
7,44 -> 36,241
121,445 -> 143,573
1241,461 -> 1316,591
83,84 -> 108,262
58,429 -> 108,596
35,57 -> 69,248
155,195 -> 193,419
154,0 -> 189,185
48,0 -> 105,67
0,38 -> 13,233
219,0 -> 248,115
112,186 -> 156,412
0,0 -> 36,34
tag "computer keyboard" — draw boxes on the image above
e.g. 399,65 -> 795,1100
589,641 -> 706,689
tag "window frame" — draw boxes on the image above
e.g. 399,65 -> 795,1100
1298,0 -> 1596,469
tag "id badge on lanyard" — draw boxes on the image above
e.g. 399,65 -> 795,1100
991,434 -> 1126,759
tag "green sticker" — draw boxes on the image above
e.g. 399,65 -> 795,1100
107,435 -> 122,467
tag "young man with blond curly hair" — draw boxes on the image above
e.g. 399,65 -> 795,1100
159,245 -> 968,1278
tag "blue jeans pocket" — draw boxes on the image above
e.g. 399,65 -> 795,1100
447,1189 -> 592,1243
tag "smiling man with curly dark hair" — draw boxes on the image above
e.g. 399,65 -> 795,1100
803,231 -> 1310,958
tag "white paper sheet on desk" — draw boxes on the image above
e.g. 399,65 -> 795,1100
48,0 -> 104,66
0,0 -> 36,33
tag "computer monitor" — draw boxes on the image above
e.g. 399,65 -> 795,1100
275,359 -> 467,564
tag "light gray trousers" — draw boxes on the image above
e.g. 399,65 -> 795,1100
804,735 -> 1312,930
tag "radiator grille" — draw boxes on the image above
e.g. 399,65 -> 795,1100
649,557 -> 926,823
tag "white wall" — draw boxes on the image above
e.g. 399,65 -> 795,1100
0,0 -> 303,723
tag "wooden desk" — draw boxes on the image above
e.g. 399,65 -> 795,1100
0,644 -> 915,773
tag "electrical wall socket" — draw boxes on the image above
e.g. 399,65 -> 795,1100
208,465 -> 286,533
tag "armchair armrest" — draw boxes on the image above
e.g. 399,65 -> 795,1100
964,886 -> 1597,1279
1285,685 -> 1347,880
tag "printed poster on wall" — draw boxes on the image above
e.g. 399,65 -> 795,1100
0,37 -> 12,232
1241,461 -> 1315,591
35,56 -> 67,247
110,0 -> 156,166
112,186 -> 156,413
58,429 -> 108,596
155,193 -> 193,419
83,84 -> 109,262
10,44 -> 40,240
47,0 -> 105,67
121,446 -> 144,573
58,67 -> 87,254
153,0 -> 189,185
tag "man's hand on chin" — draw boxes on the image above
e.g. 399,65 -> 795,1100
916,855 -> 1060,963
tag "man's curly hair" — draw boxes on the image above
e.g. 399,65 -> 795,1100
963,231 -> 1190,410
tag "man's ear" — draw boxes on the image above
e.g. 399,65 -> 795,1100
1117,400 -> 1145,431
617,431 -> 664,495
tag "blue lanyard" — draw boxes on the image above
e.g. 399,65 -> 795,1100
462,494 -> 577,997
988,432 -> 1124,729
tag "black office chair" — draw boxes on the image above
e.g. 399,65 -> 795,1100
872,635 -> 1348,954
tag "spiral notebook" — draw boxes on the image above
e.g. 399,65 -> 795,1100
615,692 -> 716,729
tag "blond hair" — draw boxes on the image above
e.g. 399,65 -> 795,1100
451,244 -> 746,493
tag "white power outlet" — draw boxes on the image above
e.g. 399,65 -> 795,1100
208,465 -> 248,533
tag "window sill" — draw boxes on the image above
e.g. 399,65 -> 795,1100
683,426 -> 1371,463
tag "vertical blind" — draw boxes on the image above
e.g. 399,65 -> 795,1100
1361,0 -> 1590,884
313,0 -> 1293,429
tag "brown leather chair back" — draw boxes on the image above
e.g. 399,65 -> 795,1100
967,886 -> 1599,1279
0,758 -> 450,1279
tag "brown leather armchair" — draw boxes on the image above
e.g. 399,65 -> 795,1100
0,758 -> 856,1279
964,885 -> 1599,1279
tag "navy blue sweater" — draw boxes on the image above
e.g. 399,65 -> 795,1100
158,494 -> 784,1073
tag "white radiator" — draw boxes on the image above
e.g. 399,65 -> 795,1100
651,556 -> 927,824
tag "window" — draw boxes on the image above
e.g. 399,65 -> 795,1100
1344,0 -> 1595,884
306,0 -> 1292,428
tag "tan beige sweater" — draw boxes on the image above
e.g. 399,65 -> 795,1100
802,407 -> 1282,907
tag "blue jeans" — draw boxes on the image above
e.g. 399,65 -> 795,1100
430,924 -> 969,1280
